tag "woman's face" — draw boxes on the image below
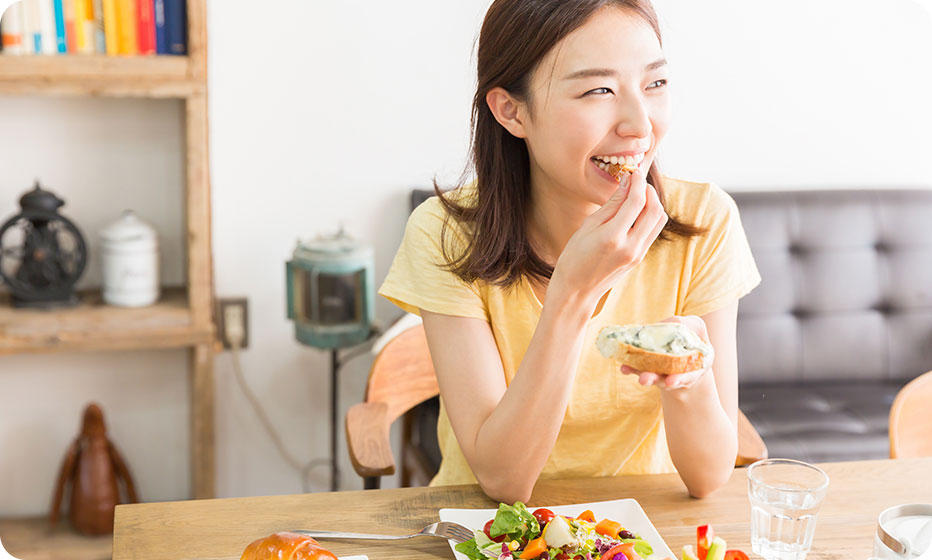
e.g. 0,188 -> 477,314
519,6 -> 671,205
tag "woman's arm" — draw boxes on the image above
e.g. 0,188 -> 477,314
659,303 -> 740,498
421,170 -> 666,502
420,286 -> 592,503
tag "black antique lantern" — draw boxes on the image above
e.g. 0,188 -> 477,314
0,181 -> 87,308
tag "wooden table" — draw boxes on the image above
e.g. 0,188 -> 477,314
113,458 -> 932,560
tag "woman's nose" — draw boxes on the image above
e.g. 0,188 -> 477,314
613,92 -> 652,139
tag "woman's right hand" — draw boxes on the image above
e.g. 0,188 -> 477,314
550,168 -> 669,308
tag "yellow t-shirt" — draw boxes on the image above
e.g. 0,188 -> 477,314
378,175 -> 761,486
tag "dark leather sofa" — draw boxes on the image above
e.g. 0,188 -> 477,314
407,187 -> 932,468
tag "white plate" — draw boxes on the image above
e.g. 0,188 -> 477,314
439,499 -> 674,560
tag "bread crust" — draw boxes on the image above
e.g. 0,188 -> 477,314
607,342 -> 706,375
241,532 -> 339,560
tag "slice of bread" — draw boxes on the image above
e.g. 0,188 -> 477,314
596,323 -> 714,375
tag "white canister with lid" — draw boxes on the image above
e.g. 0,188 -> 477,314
99,210 -> 160,307
871,504 -> 932,559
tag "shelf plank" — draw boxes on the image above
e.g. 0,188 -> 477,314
0,55 -> 201,98
0,287 -> 214,355
0,517 -> 112,560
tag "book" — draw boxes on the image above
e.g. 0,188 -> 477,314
115,0 -> 136,55
153,0 -> 165,54
1,2 -> 25,55
164,0 -> 183,54
23,0 -> 40,54
63,0 -> 76,52
74,0 -> 95,53
135,0 -> 153,54
38,0 -> 57,54
91,0 -> 105,52
102,0 -> 117,54
53,0 -> 67,52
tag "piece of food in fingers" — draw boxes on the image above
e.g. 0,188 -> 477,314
596,322 -> 714,375
606,162 -> 638,181
240,532 -> 340,560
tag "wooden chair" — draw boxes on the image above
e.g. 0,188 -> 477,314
889,370 -> 932,459
346,323 -> 768,488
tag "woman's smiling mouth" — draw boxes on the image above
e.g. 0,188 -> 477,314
591,152 -> 646,180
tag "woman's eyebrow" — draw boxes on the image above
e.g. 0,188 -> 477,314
562,58 -> 668,80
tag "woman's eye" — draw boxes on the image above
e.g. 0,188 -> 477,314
647,79 -> 668,90
584,87 -> 613,96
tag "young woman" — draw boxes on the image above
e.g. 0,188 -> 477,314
380,0 -> 760,502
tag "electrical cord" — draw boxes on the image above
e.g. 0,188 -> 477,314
229,340 -> 328,493
226,321 -> 384,493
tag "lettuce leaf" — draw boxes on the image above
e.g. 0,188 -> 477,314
490,502 -> 540,541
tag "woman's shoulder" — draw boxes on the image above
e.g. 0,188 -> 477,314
408,184 -> 476,233
659,174 -> 739,227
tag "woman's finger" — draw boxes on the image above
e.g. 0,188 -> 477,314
627,182 -> 668,253
587,173 -> 633,225
604,168 -> 649,233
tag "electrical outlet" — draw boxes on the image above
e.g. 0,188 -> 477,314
217,297 -> 249,349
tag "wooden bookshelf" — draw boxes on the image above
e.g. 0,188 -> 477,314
0,287 -> 213,355
0,55 -> 199,97
0,0 -> 217,504
0,517 -> 111,560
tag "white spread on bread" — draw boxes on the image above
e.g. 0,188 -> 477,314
596,322 -> 714,370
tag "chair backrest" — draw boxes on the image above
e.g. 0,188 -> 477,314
366,324 -> 439,423
889,370 -> 932,458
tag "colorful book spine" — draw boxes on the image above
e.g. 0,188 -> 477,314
73,0 -> 95,53
135,0 -> 153,54
38,0 -> 57,54
102,0 -> 117,54
115,0 -> 136,54
91,0 -> 105,52
164,0 -> 184,54
0,2 -> 25,55
53,0 -> 67,52
63,0 -> 76,52
23,0 -> 40,54
153,0 -> 165,54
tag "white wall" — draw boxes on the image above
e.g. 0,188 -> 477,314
1,0 -> 930,515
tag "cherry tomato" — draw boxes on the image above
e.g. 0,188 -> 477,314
554,554 -> 569,560
483,519 -> 506,543
724,552 -> 750,560
532,508 -> 555,527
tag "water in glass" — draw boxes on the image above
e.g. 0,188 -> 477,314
747,459 -> 829,560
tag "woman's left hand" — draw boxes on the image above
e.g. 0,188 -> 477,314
619,315 -> 711,390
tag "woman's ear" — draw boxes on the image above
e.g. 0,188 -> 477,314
486,87 -> 528,139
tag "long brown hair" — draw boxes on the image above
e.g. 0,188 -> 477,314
436,0 -> 707,289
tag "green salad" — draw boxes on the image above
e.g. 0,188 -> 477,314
454,502 -> 655,560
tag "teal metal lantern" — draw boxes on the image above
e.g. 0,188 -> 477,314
286,228 -> 374,349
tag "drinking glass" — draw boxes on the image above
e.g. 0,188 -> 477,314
747,458 -> 830,560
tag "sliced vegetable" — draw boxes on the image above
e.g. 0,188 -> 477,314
595,519 -> 623,539
723,552 -> 749,560
696,525 -> 715,560
519,536 -> 549,559
705,537 -> 727,560
618,543 -> 640,560
541,515 -> 575,548
682,545 -> 699,560
576,510 -> 596,523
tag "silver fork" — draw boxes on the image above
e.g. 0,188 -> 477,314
292,521 -> 475,544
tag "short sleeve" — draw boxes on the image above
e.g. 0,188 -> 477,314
378,199 -> 489,322
680,184 -> 762,317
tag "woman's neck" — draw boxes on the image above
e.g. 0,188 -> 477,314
526,176 -> 600,269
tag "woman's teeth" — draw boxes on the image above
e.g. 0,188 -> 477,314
593,153 -> 645,169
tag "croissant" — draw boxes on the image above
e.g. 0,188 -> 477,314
240,532 -> 340,560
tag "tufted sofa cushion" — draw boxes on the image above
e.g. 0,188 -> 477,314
733,189 -> 932,462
